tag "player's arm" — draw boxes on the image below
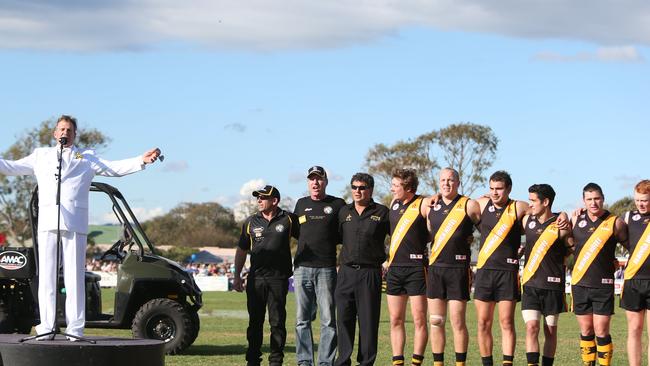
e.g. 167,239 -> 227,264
421,195 -> 432,218
475,196 -> 490,214
466,198 -> 482,224
233,220 -> 252,292
515,200 -> 530,221
559,226 -> 574,256
615,217 -> 629,250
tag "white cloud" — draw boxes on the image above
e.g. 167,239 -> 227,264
224,123 -> 246,133
161,160 -> 189,172
93,206 -> 165,224
1,1 -> 650,51
233,178 -> 266,221
533,46 -> 645,63
239,178 -> 266,196
616,175 -> 642,190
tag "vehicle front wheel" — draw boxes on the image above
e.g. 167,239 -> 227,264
131,298 -> 197,355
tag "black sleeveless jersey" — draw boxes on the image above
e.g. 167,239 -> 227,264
624,211 -> 650,279
427,195 -> 474,268
478,199 -> 522,271
572,211 -> 617,288
389,195 -> 429,266
523,215 -> 566,290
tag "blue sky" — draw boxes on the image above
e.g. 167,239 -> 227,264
0,1 -> 648,224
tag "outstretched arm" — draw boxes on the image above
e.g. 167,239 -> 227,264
0,153 -> 36,176
92,148 -> 162,177
142,148 -> 162,164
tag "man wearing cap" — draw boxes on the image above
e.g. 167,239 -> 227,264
234,185 -> 299,366
293,165 -> 346,366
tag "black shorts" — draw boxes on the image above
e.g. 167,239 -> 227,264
426,266 -> 470,301
521,286 -> 567,316
621,279 -> 650,311
571,285 -> 614,315
386,266 -> 427,296
473,269 -> 520,302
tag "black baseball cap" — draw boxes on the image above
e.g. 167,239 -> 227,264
252,185 -> 280,200
307,165 -> 327,178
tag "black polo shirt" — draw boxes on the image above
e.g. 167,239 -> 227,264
238,209 -> 299,279
294,195 -> 346,268
338,200 -> 390,266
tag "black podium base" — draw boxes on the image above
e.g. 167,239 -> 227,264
0,334 -> 165,366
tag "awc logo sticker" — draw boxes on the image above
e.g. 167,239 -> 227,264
0,251 -> 27,270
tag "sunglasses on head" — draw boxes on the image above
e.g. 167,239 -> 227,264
351,184 -> 368,191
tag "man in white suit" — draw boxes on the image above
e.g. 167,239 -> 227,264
0,115 -> 161,340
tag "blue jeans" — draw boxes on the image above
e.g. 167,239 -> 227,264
294,266 -> 337,366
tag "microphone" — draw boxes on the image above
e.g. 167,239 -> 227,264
59,137 -> 68,146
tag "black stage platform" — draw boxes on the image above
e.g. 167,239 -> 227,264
0,334 -> 165,366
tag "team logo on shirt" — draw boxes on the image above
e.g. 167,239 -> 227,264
345,214 -> 352,222
578,220 -> 587,228
488,206 -> 496,213
253,227 -> 264,238
528,221 -> 537,229
433,204 -> 442,211
633,214 -> 641,221
324,206 -> 333,214
392,203 -> 400,211
371,215 -> 382,222
275,224 -> 285,233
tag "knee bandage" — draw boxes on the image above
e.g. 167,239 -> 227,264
544,314 -> 559,327
430,315 -> 445,328
521,310 -> 542,323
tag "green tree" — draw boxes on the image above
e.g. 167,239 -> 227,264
0,119 -> 110,245
420,122 -> 498,196
365,139 -> 439,200
142,202 -> 239,248
607,196 -> 635,217
365,122 -> 498,199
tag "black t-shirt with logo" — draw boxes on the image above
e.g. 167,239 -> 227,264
572,211 -> 617,288
477,199 -> 522,271
523,214 -> 566,290
388,195 -> 429,267
427,195 -> 474,268
238,209 -> 299,279
625,211 -> 650,279
293,195 -> 346,268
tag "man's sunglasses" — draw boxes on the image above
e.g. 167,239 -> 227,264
351,185 -> 368,191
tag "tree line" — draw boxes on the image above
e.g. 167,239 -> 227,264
0,119 -> 635,249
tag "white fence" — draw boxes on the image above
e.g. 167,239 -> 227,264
91,271 -> 230,291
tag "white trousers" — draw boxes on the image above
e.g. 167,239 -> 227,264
34,230 -> 86,337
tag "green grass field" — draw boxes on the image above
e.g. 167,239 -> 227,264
84,290 -> 632,365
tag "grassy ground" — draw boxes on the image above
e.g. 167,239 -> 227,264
83,290 -> 632,365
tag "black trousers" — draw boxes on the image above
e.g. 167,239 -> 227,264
246,276 -> 289,366
334,265 -> 382,366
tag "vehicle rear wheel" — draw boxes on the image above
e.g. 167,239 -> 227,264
131,298 -> 197,355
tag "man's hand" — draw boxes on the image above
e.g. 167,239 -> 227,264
233,276 -> 244,292
142,148 -> 162,164
428,192 -> 442,207
572,207 -> 585,218
556,212 -> 571,231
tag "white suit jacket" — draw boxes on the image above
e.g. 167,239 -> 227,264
0,145 -> 145,234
